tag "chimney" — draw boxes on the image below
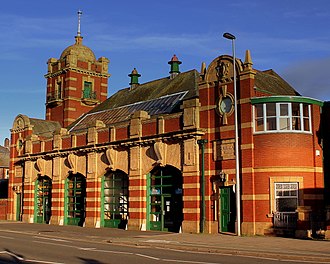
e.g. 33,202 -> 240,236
4,138 -> 9,149
168,55 -> 182,79
128,68 -> 141,90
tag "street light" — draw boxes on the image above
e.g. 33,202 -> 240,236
223,32 -> 241,236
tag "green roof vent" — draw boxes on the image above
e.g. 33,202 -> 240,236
128,68 -> 141,90
168,55 -> 182,79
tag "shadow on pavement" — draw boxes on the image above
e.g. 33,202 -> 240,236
78,257 -> 105,264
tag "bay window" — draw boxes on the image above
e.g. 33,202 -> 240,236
253,102 -> 311,133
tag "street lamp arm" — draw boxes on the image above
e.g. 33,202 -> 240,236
223,32 -> 236,40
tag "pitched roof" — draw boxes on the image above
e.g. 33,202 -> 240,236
70,91 -> 188,132
92,70 -> 199,112
69,70 -> 199,132
0,146 -> 9,168
255,69 -> 300,96
29,118 -> 62,139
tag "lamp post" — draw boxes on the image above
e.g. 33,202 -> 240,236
223,32 -> 241,236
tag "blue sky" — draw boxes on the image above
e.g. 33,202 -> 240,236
1,0 -> 330,144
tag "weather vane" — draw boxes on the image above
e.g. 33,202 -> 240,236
77,10 -> 82,37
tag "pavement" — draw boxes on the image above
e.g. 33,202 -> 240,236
1,221 -> 330,263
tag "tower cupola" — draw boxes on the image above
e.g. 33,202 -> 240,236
44,10 -> 110,128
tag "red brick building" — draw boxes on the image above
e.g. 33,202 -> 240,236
0,138 -> 9,180
7,19 -> 327,236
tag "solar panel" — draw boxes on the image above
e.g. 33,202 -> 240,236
70,91 -> 188,132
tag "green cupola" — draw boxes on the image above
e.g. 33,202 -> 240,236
168,55 -> 182,79
128,68 -> 141,90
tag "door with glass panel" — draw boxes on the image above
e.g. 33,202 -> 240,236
147,166 -> 183,232
35,176 -> 52,224
102,171 -> 128,229
66,173 -> 86,226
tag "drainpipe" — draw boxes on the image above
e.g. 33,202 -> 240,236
197,139 -> 208,233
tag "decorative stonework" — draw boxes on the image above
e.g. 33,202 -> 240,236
67,153 -> 77,173
105,147 -> 117,170
36,158 -> 45,175
154,141 -> 166,166
184,139 -> 196,166
14,166 -> 23,178
216,61 -> 229,81
213,139 -> 235,161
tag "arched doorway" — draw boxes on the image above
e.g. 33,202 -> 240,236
65,173 -> 86,226
101,170 -> 129,229
34,176 -> 52,224
147,165 -> 183,232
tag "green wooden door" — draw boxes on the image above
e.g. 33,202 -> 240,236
149,173 -> 172,231
102,172 -> 128,229
16,193 -> 21,221
66,174 -> 86,226
35,177 -> 52,224
147,167 -> 183,232
220,187 -> 231,232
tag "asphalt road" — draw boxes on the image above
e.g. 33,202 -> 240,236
0,225 -> 317,264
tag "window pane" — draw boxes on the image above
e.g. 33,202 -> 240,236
255,104 -> 263,118
266,103 -> 276,116
276,198 -> 297,212
266,117 -> 276,130
279,117 -> 290,130
304,118 -> 310,131
302,104 -> 309,117
279,104 -> 289,116
292,103 -> 300,116
84,81 -> 92,90
292,117 -> 301,130
255,118 -> 264,131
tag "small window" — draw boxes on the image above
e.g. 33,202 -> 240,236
275,182 -> 298,212
56,82 -> 62,100
83,81 -> 92,99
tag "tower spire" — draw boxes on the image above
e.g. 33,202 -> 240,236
77,10 -> 82,37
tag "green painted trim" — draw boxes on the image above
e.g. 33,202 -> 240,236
251,96 -> 324,106
16,193 -> 21,221
33,179 -> 38,223
146,173 -> 151,231
100,176 -> 105,227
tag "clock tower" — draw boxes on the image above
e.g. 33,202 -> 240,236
44,11 -> 110,127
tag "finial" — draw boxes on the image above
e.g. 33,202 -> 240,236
200,62 -> 206,76
244,50 -> 253,70
77,10 -> 82,37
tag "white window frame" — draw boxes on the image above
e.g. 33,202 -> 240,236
274,182 -> 299,213
253,102 -> 312,134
